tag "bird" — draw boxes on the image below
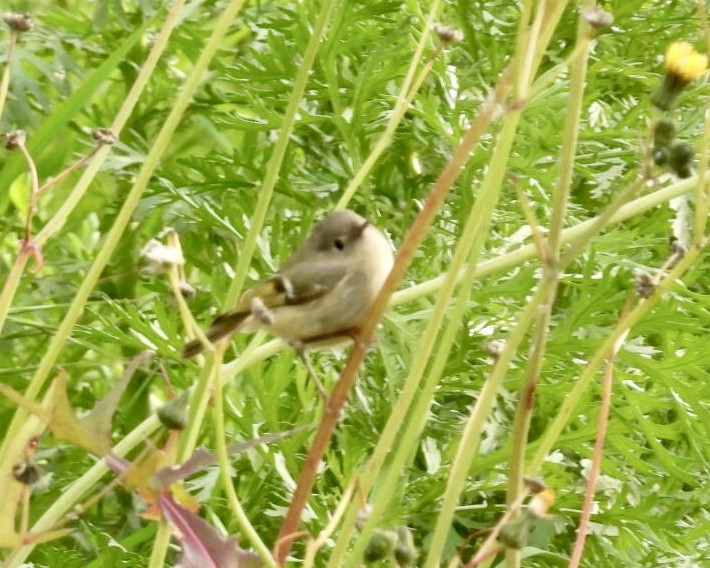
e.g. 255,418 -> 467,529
181,210 -> 394,389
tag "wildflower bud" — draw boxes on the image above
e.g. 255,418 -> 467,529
92,128 -> 117,145
393,526 -> 418,568
433,23 -> 463,44
13,460 -> 42,485
653,119 -> 676,149
3,130 -> 26,150
634,269 -> 655,299
356,503 -> 373,529
668,141 -> 693,178
651,42 -> 708,111
179,282 -> 196,300
4,12 -> 33,32
498,513 -> 533,550
485,339 -> 506,358
582,8 -> 613,30
157,390 -> 190,430
140,237 -> 185,273
364,529 -> 397,563
652,147 -> 669,166
652,120 -> 676,166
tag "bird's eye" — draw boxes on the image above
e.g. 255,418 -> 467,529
333,238 -> 345,250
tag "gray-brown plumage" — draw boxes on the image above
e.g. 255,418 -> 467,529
181,210 -> 393,359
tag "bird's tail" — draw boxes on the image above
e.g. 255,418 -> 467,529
181,310 -> 250,358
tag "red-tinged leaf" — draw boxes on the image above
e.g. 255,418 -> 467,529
155,423 -> 314,489
158,493 -> 263,568
106,447 -> 167,493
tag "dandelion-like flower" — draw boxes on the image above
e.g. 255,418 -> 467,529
665,41 -> 708,82
652,42 -> 708,111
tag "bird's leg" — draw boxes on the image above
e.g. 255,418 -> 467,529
291,340 -> 329,401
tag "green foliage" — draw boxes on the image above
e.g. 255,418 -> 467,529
1,1 -> 710,567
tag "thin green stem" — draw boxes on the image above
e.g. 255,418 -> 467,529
528,240 -> 706,475
147,523 -> 173,568
224,0 -> 337,309
692,90 -> 710,242
394,175 -> 697,308
0,31 -> 17,120
547,23 -> 592,255
336,0 -> 441,209
0,0 -> 193,452
0,253 -> 29,334
422,108 -> 525,568
18,142 -> 40,244
36,143 -> 103,196
325,66 -> 514,568
8,415 -> 162,566
506,3 -> 593,533
213,362 -> 276,566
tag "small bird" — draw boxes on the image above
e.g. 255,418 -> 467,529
181,210 -> 394,377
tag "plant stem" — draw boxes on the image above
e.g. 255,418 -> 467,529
336,0 -> 441,209
224,0 -> 338,309
568,304 -> 629,568
0,31 -> 17,120
213,360 -> 276,566
281,61 -> 513,568
505,2 -> 593,545
528,239 -> 707,475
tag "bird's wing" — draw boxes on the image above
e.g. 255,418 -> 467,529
274,261 -> 348,306
222,261 -> 347,319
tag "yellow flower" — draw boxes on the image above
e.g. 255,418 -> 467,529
665,41 -> 707,82
652,42 -> 708,110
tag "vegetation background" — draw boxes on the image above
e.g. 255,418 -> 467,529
0,0 -> 709,567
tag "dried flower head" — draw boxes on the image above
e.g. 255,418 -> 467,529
498,514 -> 532,549
582,8 -> 614,30
393,526 -> 418,568
364,529 -> 398,563
634,269 -> 655,299
157,390 -> 190,430
653,119 -> 676,149
141,238 -> 185,272
356,503 -> 373,529
433,23 -> 463,44
13,460 -> 42,485
178,282 -> 196,300
4,12 -> 33,32
92,127 -> 117,145
4,130 -> 26,150
485,339 -> 506,358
